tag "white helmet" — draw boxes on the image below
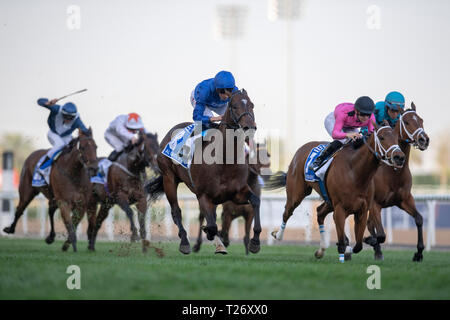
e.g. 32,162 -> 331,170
126,113 -> 144,130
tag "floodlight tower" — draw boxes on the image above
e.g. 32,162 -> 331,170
268,0 -> 301,156
214,4 -> 248,72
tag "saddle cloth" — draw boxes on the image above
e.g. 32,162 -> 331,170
304,144 -> 335,203
31,148 -> 64,187
162,123 -> 204,169
91,159 -> 113,185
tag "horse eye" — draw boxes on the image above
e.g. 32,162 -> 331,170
379,136 -> 384,141
404,121 -> 409,125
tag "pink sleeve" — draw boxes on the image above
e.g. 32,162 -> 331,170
367,114 -> 376,133
332,110 -> 347,140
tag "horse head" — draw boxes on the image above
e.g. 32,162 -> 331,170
398,102 -> 430,151
126,131 -> 160,173
370,121 -> 405,169
77,127 -> 98,176
223,89 -> 257,132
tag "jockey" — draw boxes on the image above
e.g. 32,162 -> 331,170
374,91 -> 405,128
37,97 -> 89,170
309,96 -> 376,171
191,71 -> 239,127
104,113 -> 145,161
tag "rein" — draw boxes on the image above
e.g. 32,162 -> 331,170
363,126 -> 401,167
222,90 -> 254,129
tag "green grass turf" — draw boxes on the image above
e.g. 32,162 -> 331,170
0,237 -> 449,300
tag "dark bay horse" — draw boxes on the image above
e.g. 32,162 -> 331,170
365,103 -> 430,261
192,143 -> 271,254
83,132 -> 159,251
265,122 -> 405,262
146,89 -> 261,255
3,129 -> 98,252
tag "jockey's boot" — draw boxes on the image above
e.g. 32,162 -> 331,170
39,156 -> 51,170
309,140 -> 343,172
108,150 -> 120,162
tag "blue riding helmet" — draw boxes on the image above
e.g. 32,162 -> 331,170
385,91 -> 405,111
214,71 -> 235,90
61,102 -> 77,117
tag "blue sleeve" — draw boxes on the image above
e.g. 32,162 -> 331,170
193,103 -> 211,124
192,83 -> 212,124
76,118 -> 89,133
37,98 -> 59,112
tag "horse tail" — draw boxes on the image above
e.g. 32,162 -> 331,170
263,171 -> 287,190
145,175 -> 164,202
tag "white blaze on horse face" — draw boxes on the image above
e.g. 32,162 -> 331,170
242,99 -> 247,106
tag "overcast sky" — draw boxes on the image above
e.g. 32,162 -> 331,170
1,0 -> 449,172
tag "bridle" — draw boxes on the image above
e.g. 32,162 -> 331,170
363,126 -> 401,167
223,90 -> 255,129
398,110 -> 425,148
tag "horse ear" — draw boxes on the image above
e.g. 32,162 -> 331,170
411,101 -> 416,111
383,119 -> 389,127
242,88 -> 247,95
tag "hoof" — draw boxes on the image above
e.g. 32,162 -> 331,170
248,239 -> 260,254
314,249 -> 324,259
45,235 -> 55,245
88,245 -> 95,252
374,252 -> 384,261
412,252 -> 423,262
142,240 -> 150,253
192,243 -> 201,253
271,230 -> 278,240
215,245 -> 228,255
179,244 -> 191,255
3,226 -> 14,234
62,242 -> 70,252
344,253 -> 352,261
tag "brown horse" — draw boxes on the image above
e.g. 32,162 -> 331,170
3,129 -> 98,252
84,131 -> 159,251
146,89 -> 261,255
266,121 -> 405,262
364,103 -> 430,261
192,143 -> 271,254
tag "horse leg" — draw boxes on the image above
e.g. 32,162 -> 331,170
233,187 -> 261,254
58,201 -> 77,252
272,183 -> 312,241
314,201 -> 333,259
365,202 -> 384,260
399,194 -> 424,262
220,207 -> 233,248
136,197 -> 148,253
45,201 -> 58,244
163,175 -> 190,254
244,212 -> 253,255
62,207 -> 85,252
352,209 -> 368,257
116,193 -> 139,242
192,211 -> 204,253
86,200 -> 98,251
90,204 -> 111,251
333,205 -> 347,263
198,196 -> 226,254
3,187 -> 38,234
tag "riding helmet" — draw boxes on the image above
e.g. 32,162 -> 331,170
354,96 -> 375,114
214,71 -> 235,89
126,113 -> 144,130
385,91 -> 405,111
61,102 -> 77,118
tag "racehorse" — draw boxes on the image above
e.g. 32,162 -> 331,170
65,131 -> 159,251
364,103 -> 430,261
146,89 -> 261,255
265,121 -> 405,262
192,143 -> 271,254
3,129 -> 98,252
